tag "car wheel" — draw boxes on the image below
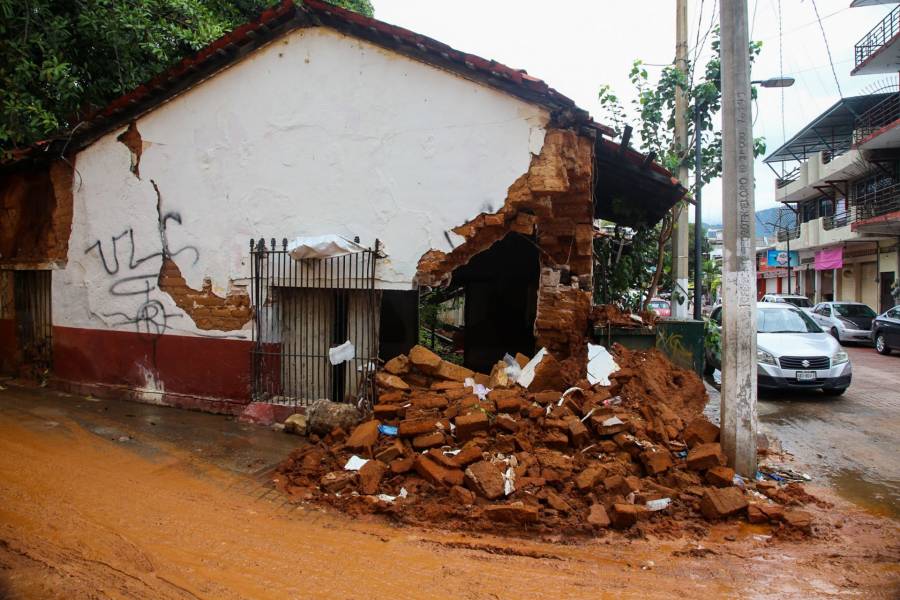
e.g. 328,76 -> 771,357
822,387 -> 847,397
875,333 -> 892,355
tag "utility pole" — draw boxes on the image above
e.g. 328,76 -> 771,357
673,0 -> 690,318
719,0 -> 758,477
694,102 -> 703,320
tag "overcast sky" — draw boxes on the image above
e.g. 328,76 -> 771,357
373,0 -> 896,224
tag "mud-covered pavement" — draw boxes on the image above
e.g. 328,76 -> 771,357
707,345 -> 900,520
0,383 -> 898,599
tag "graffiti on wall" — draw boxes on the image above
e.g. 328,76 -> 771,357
84,180 -> 202,336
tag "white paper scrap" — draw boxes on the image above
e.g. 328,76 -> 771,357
601,416 -> 624,427
343,455 -> 368,471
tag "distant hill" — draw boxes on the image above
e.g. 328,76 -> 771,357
706,207 -> 796,237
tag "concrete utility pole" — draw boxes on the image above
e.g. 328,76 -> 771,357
719,0 -> 758,477
673,0 -> 690,318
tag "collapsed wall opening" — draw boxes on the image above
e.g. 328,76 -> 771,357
447,233 -> 538,373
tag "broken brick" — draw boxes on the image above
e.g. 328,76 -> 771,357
409,345 -> 442,373
398,417 -> 437,437
449,485 -> 475,506
375,372 -> 410,391
390,456 -> 414,474
375,440 -> 405,464
575,465 -> 605,492
451,445 -> 484,467
484,502 -> 539,524
705,466 -> 736,488
700,487 -> 748,520
412,431 -> 445,450
495,414 -> 519,433
683,418 -> 720,448
495,396 -> 525,414
528,353 -> 565,391
640,448 -> 674,475
383,354 -> 410,375
346,420 -> 380,451
455,411 -> 489,440
544,490 -> 572,512
686,443 -> 727,471
783,510 -> 812,533
610,503 -> 640,529
414,455 -> 449,486
464,460 -> 505,500
587,504 -> 611,528
359,460 -> 387,495
320,471 -> 356,493
567,418 -> 590,447
434,360 -> 475,382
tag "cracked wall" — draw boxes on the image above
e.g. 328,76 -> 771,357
416,128 -> 594,374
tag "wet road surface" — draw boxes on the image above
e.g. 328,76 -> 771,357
707,345 -> 900,519
0,381 -> 897,598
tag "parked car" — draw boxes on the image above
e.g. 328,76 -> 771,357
760,294 -> 813,312
648,298 -> 671,318
872,305 -> 900,355
809,301 -> 876,344
705,302 -> 851,395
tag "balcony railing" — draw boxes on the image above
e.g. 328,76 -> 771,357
855,181 -> 900,221
775,166 -> 800,189
776,225 -> 800,242
854,92 -> 900,142
855,5 -> 900,68
823,211 -> 851,231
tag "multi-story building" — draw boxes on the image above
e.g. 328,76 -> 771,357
763,0 -> 900,312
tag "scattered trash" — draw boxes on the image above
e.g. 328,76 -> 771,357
378,424 -> 398,436
601,416 -> 624,427
645,498 -> 672,511
759,465 -> 811,482
287,234 -> 367,260
343,455 -> 368,471
586,344 -> 620,386
516,347 -> 547,388
328,340 -> 355,365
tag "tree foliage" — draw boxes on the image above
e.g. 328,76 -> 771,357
595,29 -> 765,310
0,0 -> 373,154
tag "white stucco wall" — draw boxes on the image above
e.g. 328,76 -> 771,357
55,27 -> 550,338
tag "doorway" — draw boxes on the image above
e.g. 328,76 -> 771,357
13,270 -> 52,373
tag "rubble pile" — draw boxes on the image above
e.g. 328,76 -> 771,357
275,344 -> 815,537
591,304 -> 656,329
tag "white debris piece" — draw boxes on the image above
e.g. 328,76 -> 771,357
516,347 -> 547,388
645,498 -> 672,511
328,340 -> 355,365
601,416 -> 624,427
287,234 -> 367,260
343,455 -> 368,471
587,344 -> 620,386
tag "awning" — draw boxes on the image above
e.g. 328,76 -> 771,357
593,137 -> 686,227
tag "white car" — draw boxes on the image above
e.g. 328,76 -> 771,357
809,301 -> 876,344
760,293 -> 814,313
706,302 -> 851,396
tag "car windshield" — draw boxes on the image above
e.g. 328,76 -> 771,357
758,308 -> 822,333
649,301 -> 669,309
833,304 -> 876,318
783,297 -> 811,308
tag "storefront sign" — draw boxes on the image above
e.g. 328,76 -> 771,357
766,249 -> 799,267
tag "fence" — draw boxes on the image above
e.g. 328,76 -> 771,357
855,5 -> 900,68
249,238 -> 380,409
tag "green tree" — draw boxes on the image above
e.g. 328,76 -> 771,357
0,0 -> 373,154
595,29 -> 765,310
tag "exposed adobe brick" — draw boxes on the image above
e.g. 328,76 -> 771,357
116,122 -> 143,178
0,159 -> 75,266
158,257 -> 251,331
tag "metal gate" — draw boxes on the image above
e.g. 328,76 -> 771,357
249,238 -> 380,409
13,270 -> 53,371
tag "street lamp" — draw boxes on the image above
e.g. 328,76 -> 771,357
751,77 -> 796,88
691,75 -> 795,319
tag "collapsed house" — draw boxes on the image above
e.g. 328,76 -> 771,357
0,0 -> 683,415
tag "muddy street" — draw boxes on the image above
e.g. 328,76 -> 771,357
707,345 -> 900,519
0,384 -> 897,599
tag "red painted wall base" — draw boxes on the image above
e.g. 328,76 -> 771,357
52,326 -> 253,414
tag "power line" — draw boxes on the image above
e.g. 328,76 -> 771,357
810,0 -> 843,98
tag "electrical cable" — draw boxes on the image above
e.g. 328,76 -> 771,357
810,0 -> 844,98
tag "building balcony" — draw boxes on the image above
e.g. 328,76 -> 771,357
776,225 -> 800,243
853,5 -> 900,76
854,92 -> 900,148
852,181 -> 900,235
